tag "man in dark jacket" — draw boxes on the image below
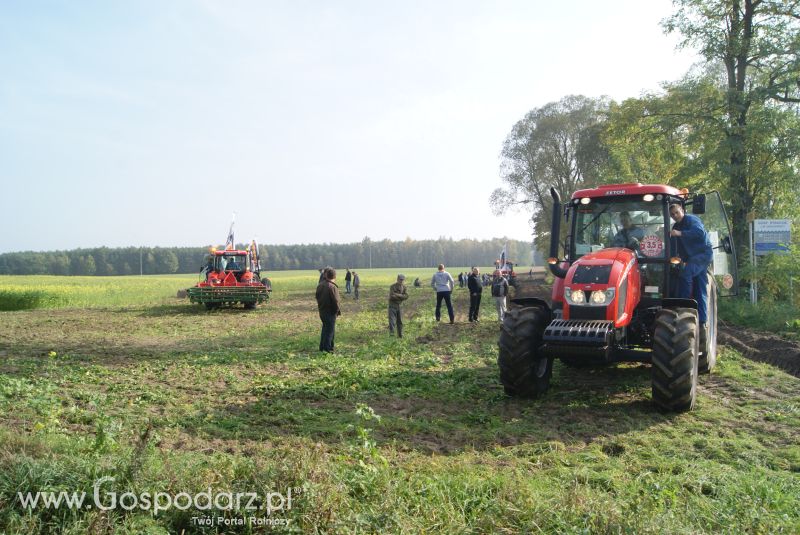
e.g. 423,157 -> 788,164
669,203 -> 713,328
467,267 -> 482,322
388,274 -> 409,337
315,267 -> 341,352
344,268 -> 352,294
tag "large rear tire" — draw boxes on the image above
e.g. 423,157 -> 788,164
651,307 -> 699,412
498,307 -> 552,398
699,271 -> 717,374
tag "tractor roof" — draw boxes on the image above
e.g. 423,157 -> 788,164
571,183 -> 683,200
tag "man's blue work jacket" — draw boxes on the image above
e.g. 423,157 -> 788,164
673,214 -> 713,265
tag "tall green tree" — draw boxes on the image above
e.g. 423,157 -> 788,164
491,95 -> 609,253
663,0 -> 800,259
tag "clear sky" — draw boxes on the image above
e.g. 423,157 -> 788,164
0,1 -> 698,253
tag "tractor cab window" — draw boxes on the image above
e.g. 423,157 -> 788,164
574,200 -> 666,260
218,254 -> 248,272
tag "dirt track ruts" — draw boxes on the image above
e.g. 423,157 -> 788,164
718,320 -> 800,378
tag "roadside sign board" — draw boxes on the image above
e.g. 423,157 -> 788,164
753,219 -> 791,256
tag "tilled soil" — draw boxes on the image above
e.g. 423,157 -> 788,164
718,320 -> 800,378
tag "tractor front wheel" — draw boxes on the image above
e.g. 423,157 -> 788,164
498,306 -> 552,398
651,307 -> 699,412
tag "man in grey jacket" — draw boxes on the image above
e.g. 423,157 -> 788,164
491,270 -> 510,322
431,264 -> 455,323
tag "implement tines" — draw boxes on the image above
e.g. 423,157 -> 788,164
186,286 -> 269,304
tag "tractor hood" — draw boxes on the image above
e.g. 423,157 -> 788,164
562,247 -> 640,327
566,247 -> 636,286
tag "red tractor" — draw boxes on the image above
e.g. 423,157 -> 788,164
187,245 -> 271,310
498,183 -> 737,412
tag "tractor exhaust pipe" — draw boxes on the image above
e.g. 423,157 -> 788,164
548,187 -> 568,279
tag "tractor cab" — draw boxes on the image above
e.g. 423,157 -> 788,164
499,182 -> 738,413
550,184 -> 737,327
215,251 -> 250,275
204,250 -> 255,284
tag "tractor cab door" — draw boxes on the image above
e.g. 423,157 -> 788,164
696,191 -> 738,296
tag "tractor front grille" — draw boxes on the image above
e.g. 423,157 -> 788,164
568,306 -> 607,320
543,319 -> 614,346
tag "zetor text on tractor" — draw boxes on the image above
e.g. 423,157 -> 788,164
498,183 -> 737,412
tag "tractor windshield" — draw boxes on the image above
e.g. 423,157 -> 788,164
573,199 -> 666,260
217,254 -> 249,272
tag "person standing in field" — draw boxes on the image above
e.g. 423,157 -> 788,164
491,270 -> 510,322
345,268 -> 352,294
388,273 -> 409,337
457,272 -> 464,288
467,266 -> 482,322
315,267 -> 341,353
352,271 -> 361,301
431,264 -> 455,323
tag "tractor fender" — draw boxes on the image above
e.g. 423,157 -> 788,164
510,297 -> 552,319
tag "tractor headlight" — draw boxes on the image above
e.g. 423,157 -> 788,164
565,287 -> 585,304
590,288 -> 616,306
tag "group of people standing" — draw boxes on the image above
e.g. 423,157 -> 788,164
343,268 -> 360,300
314,267 -> 409,351
314,264 -> 512,353
436,264 -> 510,323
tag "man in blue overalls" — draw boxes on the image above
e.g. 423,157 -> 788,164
669,202 -> 713,337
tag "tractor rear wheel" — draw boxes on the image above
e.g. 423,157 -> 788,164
699,271 -> 718,374
651,307 -> 699,412
498,306 -> 552,398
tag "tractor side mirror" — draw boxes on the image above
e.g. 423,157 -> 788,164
692,194 -> 706,214
721,235 -> 733,254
